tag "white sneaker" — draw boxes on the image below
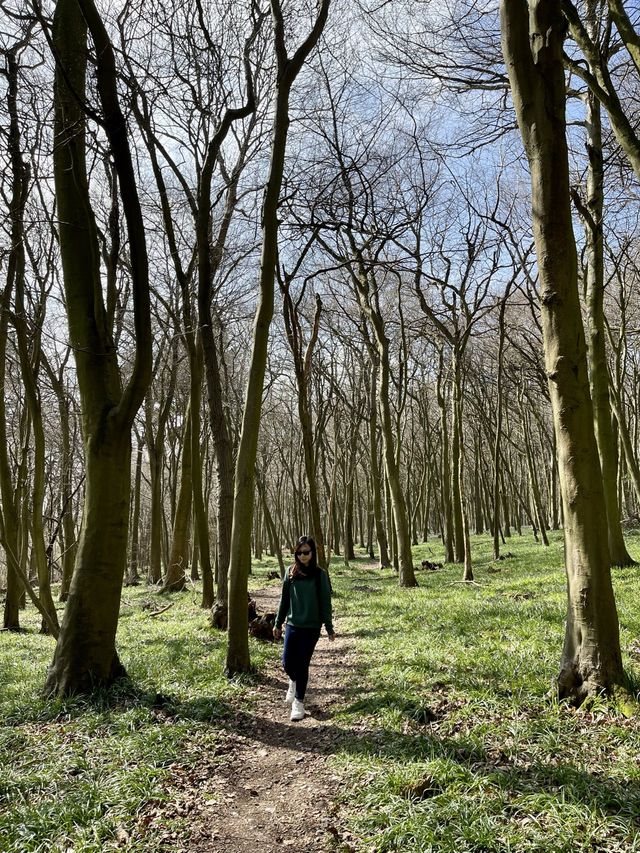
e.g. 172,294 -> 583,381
290,698 -> 305,721
285,680 -> 296,704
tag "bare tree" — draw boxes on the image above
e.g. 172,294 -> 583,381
45,0 -> 152,695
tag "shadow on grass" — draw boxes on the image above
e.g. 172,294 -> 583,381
1,677 -> 234,727
4,674 -> 639,835
216,694 -> 640,830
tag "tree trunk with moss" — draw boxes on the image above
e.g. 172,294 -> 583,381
573,8 -> 634,566
127,435 -> 144,585
436,351 -> 455,563
225,0 -> 330,674
45,0 -> 151,695
164,406 -> 192,593
369,364 -> 390,567
501,0 -> 623,701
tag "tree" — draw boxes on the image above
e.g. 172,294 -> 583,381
45,0 -> 152,695
225,0 -> 331,675
569,0 -> 635,566
279,264 -> 328,569
501,0 -> 623,700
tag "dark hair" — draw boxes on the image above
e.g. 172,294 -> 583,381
291,535 -> 318,578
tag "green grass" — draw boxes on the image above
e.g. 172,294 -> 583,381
0,584 -> 274,853
2,533 -> 640,852
329,530 -> 640,852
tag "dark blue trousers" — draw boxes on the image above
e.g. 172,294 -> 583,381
282,624 -> 321,700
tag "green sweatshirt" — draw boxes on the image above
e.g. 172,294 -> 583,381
275,569 -> 333,634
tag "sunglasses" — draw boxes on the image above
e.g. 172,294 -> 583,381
297,549 -> 312,556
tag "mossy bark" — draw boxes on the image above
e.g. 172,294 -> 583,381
226,0 -> 330,673
502,0 -> 623,701
369,365 -> 391,567
575,18 -> 634,566
46,0 -> 151,695
164,405 -> 192,593
45,432 -> 131,693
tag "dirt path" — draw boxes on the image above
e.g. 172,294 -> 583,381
139,584 -> 358,853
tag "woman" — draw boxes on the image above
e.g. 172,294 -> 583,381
273,536 -> 335,721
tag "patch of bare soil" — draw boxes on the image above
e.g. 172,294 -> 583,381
135,584 -> 359,853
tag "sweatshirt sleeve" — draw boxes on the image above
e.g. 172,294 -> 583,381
275,574 -> 290,629
320,571 -> 334,635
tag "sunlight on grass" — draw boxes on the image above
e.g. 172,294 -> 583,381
0,585 -> 273,853
330,529 -> 640,853
2,533 -> 640,851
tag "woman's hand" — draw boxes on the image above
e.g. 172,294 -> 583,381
273,626 -> 282,641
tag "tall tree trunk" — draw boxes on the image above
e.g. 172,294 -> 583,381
189,343 -> 214,608
375,343 -> 416,586
369,365 -> 390,566
473,435 -> 484,535
501,0 -> 623,701
146,437 -> 164,585
437,352 -> 455,562
164,405 -> 192,593
574,16 -> 634,565
226,0 -> 330,674
257,472 -> 285,577
493,285 -> 510,559
608,379 -> 640,508
453,351 -> 473,582
0,318 -> 21,630
0,44 -> 24,632
127,436 -> 144,585
450,362 -> 465,564
520,398 -> 550,547
46,0 -> 152,695
54,373 -> 78,601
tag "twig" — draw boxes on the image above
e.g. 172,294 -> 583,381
145,603 -> 175,618
447,580 -> 482,587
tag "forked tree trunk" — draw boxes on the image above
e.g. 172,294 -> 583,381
501,0 -> 623,701
46,0 -> 151,695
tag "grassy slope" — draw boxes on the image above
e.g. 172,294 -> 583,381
1,531 -> 640,851
331,530 -> 640,853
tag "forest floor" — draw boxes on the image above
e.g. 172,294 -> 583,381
132,583 -> 356,853
4,533 -> 640,852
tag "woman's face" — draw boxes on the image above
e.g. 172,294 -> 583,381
296,545 -> 313,566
